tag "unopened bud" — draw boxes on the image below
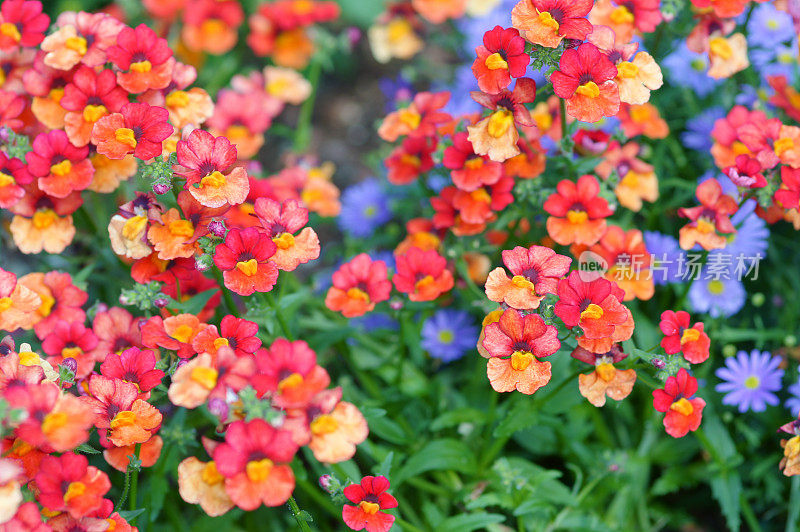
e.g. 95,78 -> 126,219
153,296 -> 169,308
319,474 -> 333,491
207,220 -> 226,237
786,335 -> 798,347
153,182 -> 171,195
389,300 -> 403,311
651,357 -> 665,369
61,358 -> 78,374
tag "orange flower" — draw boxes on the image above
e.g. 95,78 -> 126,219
263,66 -> 311,105
107,24 -> 175,93
378,91 -> 451,142
707,33 -> 748,79
412,0 -> 467,23
178,457 -> 234,517
325,254 -> 392,318
88,153 -> 137,193
572,345 -> 636,407
584,226 -> 654,302
0,268 -> 40,332
10,210 -> 75,255
308,401 -> 369,463
104,434 -> 163,472
168,352 -> 217,408
181,0 -> 244,55
147,208 -> 200,260
511,0 -> 593,47
614,52 -> 662,105
254,198 -> 321,271
617,103 -> 669,139
175,129 -> 249,208
104,396 -> 162,447
393,247 -> 454,302
543,174 -> 614,246
484,245 -> 571,310
141,313 -> 207,358
300,176 -> 341,217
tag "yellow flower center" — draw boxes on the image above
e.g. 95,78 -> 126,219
213,337 -> 229,350
245,458 -> 274,483
346,287 -> 370,301
122,215 -> 147,240
18,350 -> 41,366
775,137 -> 794,157
415,274 -> 436,292
680,328 -> 700,344
609,5 -> 634,24
630,106 -> 652,123
226,124 -> 249,141
510,350 -> 534,371
235,258 -> 258,276
310,414 -> 339,435
744,375 -> 760,389
731,141 -> 750,156
621,170 -> 641,188
580,303 -> 604,320
278,372 -> 303,391
575,81 -> 600,99
669,397 -> 694,416
38,293 -> 55,317
201,461 -> 224,485
110,410 -> 137,429
538,10 -> 560,31
266,78 -> 291,96
167,219 -> 194,238
65,36 -> 87,55
534,111 -> 553,132
0,297 -> 11,312
596,362 -> 616,382
61,346 -> 83,359
294,0 -> 314,14
400,154 -> 421,167
487,109 -> 514,138
0,23 -> 21,42
464,157 -> 484,170
165,90 -> 190,108
709,37 -> 733,60
63,481 -> 86,503
115,128 -> 138,149
82,104 -> 107,123
696,217 -> 715,234
359,501 -> 380,515
398,108 -> 421,130
190,366 -> 219,390
130,60 -> 152,73
49,88 -> 64,102
387,18 -> 414,43
33,209 -> 58,229
707,280 -> 725,295
41,412 -> 68,435
200,171 -> 226,188
50,160 -> 72,177
511,275 -> 535,292
0,172 -> 14,187
170,324 -> 194,344
438,329 -> 454,343
484,52 -> 508,70
616,61 -> 639,79
272,232 -> 295,250
566,209 -> 588,224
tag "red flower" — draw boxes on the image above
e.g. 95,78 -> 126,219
552,43 -> 620,123
31,271 -> 88,339
40,319 -> 99,378
452,175 -> 515,224
100,347 -> 164,394
678,178 -> 738,250
481,308 -> 560,394
471,26 -> 529,94
253,197 -> 321,271
378,91 -> 451,142
776,166 -> 800,210
195,315 -> 262,358
0,150 -> 33,209
253,338 -> 330,408
652,368 -> 705,438
468,78 -> 536,161
442,131 -> 503,191
60,65 -> 128,147
212,419 -> 298,510
659,310 -> 710,364
213,227 -> 279,296
106,23 -> 174,93
0,0 -> 49,50
90,306 -> 144,358
26,130 -> 94,198
91,102 -> 174,161
543,174 -> 613,246
485,245 -> 571,310
736,117 -> 783,169
724,154 -> 766,189
393,247 -> 454,302
34,453 -> 110,518
342,476 -> 398,532
385,135 -> 436,185
511,0 -> 593,48
325,254 -> 392,318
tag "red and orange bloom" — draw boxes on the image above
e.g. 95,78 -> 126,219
325,254 -> 392,318
393,247 -> 454,302
678,178 -> 738,250
92,102 -> 173,161
471,26 -> 529,94
378,91 -> 451,142
8,385 -> 94,453
595,141 -> 659,212
367,9 -> 424,64
511,0 -> 593,47
181,0 -> 244,55
613,52 -> 662,105
104,434 -> 163,473
175,129 -> 249,208
91,306 -> 144,357
22,54 -> 71,129
659,310 -> 710,364
543,174 -> 613,246
106,23 -> 174,93
342,476 -> 398,532
485,245 -> 571,310
26,130 -> 94,198
776,166 -> 800,210
15,271 -> 85,338
582,225 -> 654,301
40,320 -> 98,378
34,453 -> 110,518
141,313 -> 207,358
213,227 -> 279,296
710,105 -> 765,169
60,65 -> 127,147
212,419 -> 298,510
0,152 -> 33,209
690,0 -> 749,18
253,197 -> 320,271
552,43 -> 620,123
779,419 -> 800,477
147,191 -> 228,260
40,11 -> 123,70
307,398 -> 368,464
192,315 -> 261,359
572,345 -> 636,407
652,368 -> 705,438
0,268 -> 40,333
481,308 -> 560,394
737,118 -> 795,170
442,131 -> 503,191
468,77 -> 536,161
8,186 -> 78,255
385,135 -> 436,185
253,338 -> 330,408
100,347 -> 164,396
168,346 -> 254,409
555,271 -> 633,353
206,89 -> 276,158
0,0 -> 49,51
177,457 -> 234,517
590,0 -> 662,42
616,103 -> 669,140
411,0 -> 466,23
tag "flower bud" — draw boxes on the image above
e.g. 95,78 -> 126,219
153,296 -> 169,308
651,357 -> 665,369
208,220 -> 226,238
153,182 -> 171,195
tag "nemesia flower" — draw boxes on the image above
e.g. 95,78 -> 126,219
511,0 -> 593,47
212,419 -> 298,510
342,476 -> 398,532
206,89 -> 276,158
90,310 -> 143,363
551,43 -> 620,123
178,457 -> 235,517
254,197 -> 320,271
147,191 -> 228,260
442,131 -> 504,191
659,310 -> 710,364
481,308 -> 560,394
8,186 -> 79,255
0,459 -> 23,524
175,129 -> 249,208
776,166 -> 800,210
393,247 -> 454,302
617,102 -> 669,140
590,0 -> 662,42
106,23 -> 174,93
325,254 -> 392,318
690,0 -> 749,18
307,398 -> 368,463
678,178 -> 738,250
0,268 -> 40,333
715,350 -> 783,413
468,77 -> 536,161
59,65 -> 127,147
104,433 -> 163,473
710,105 -> 766,169
0,350 -> 44,391
737,118 -> 796,170
181,0 -> 244,55
21,271 -> 87,338
166,353 -> 217,408
26,130 -> 94,198
779,418 -> 800,476
0,0 -> 49,51
213,227 -> 279,296
707,33 -> 748,79
91,102 -> 173,161
368,11 -> 424,64
252,338 -> 330,408
0,146 -> 33,210
141,313 -> 207,358
40,319 -> 98,378
100,347 -> 164,395
192,315 -> 261,359
652,368 -> 705,438
0,89 -> 24,131
420,309 -> 479,363
543,174 -> 614,246
34,453 -> 110,518
40,11 -> 122,70
571,345 -> 636,407
471,26 -> 529,94
485,245 -> 571,310
412,0 -> 466,23
378,91 -> 451,142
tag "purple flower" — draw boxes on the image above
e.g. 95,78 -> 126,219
787,368 -> 800,415
751,44 -> 798,80
682,107 -> 725,152
747,3 -> 796,47
643,231 -> 686,285
420,309 -> 479,363
715,350 -> 784,412
350,312 -> 398,333
688,275 -> 746,317
379,75 -> 414,112
338,178 -> 392,238
662,42 -> 721,97
725,199 -> 769,258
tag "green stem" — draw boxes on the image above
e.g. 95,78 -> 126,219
265,290 -> 294,340
129,443 -> 141,512
395,517 -> 426,532
287,496 -> 312,532
212,267 -> 237,314
787,476 -> 800,532
559,97 -> 570,154
293,59 -> 322,153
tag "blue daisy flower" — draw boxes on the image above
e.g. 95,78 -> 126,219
715,349 -> 784,412
420,309 -> 479,363
338,179 -> 392,238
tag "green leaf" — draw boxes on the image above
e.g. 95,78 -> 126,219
117,508 -> 145,522
373,451 -> 394,478
710,471 -> 742,532
146,475 -> 169,523
75,443 -> 101,454
171,289 -> 217,316
494,397 -> 539,438
431,408 -> 486,431
395,439 -> 476,485
435,512 -> 506,532
361,408 -> 410,445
